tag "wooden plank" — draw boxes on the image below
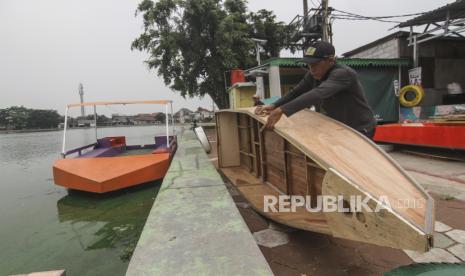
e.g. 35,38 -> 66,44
221,166 -> 262,187
283,141 -> 289,195
250,117 -> 259,177
287,153 -> 308,196
322,168 -> 431,252
266,165 -> 287,193
240,151 -> 254,157
222,163 -> 329,234
239,128 -> 250,152
258,122 -> 266,182
216,113 -> 240,167
240,153 -> 253,171
238,114 -> 252,171
239,184 -> 330,234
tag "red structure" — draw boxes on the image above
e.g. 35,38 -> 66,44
230,69 -> 245,85
374,123 -> 465,150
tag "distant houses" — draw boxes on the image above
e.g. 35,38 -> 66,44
172,107 -> 214,123
104,107 -> 213,126
63,107 -> 214,128
111,114 -> 133,125
173,108 -> 194,123
194,107 -> 215,122
132,113 -> 166,125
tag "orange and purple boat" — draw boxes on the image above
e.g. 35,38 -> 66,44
53,100 -> 177,193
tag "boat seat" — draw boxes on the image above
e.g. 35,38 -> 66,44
79,147 -> 119,158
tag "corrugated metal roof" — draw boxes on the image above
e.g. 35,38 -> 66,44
226,82 -> 256,93
338,58 -> 411,67
263,57 -> 410,67
398,0 -> 465,28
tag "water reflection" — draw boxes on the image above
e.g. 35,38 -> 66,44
56,182 -> 161,261
0,126 -> 172,275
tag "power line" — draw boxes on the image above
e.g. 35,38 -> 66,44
331,15 -> 402,23
331,8 -> 428,21
329,8 -> 430,24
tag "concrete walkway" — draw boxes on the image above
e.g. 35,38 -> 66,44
126,130 -> 272,275
389,152 -> 465,201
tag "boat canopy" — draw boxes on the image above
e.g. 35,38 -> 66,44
67,100 -> 171,108
61,99 -> 175,157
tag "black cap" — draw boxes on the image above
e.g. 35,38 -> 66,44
300,41 -> 335,64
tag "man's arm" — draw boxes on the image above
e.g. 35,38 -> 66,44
280,68 -> 354,117
272,72 -> 314,108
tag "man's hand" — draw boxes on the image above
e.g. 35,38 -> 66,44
254,104 -> 275,116
265,107 -> 283,130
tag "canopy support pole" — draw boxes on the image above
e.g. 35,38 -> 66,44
94,105 -> 98,141
61,107 -> 69,158
165,104 -> 170,148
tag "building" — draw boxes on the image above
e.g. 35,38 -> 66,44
111,114 -> 134,125
132,112 -> 161,125
173,108 -> 194,123
76,117 -> 95,127
343,31 -> 465,107
194,107 -> 214,121
227,82 -> 257,109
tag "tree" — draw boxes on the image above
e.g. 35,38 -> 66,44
27,109 -> 61,129
132,0 -> 294,108
0,107 -> 62,129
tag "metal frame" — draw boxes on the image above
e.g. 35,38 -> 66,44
405,11 -> 465,67
165,104 -> 170,148
61,107 -> 69,158
93,105 -> 98,141
61,100 -> 173,158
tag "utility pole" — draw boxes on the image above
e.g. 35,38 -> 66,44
303,0 -> 308,25
251,38 -> 267,99
322,0 -> 329,42
78,83 -> 85,118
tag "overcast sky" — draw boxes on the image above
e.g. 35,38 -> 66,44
0,0 -> 452,115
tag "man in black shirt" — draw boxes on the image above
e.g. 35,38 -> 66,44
255,41 -> 377,139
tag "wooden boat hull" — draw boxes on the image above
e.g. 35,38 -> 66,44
53,153 -> 170,193
216,108 -> 434,252
53,135 -> 177,193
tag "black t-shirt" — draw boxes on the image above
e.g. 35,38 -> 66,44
273,63 -> 377,132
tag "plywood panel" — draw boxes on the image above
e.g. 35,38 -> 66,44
266,165 -> 287,194
287,153 -> 308,196
239,183 -> 330,234
221,166 -> 330,234
239,128 -> 251,153
264,131 -> 284,169
216,113 -> 240,167
221,167 -> 262,187
323,168 -> 431,252
240,153 -> 253,171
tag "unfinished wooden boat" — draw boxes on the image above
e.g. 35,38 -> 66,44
53,100 -> 177,193
216,107 -> 434,252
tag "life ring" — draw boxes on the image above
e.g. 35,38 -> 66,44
399,85 -> 424,107
194,126 -> 211,153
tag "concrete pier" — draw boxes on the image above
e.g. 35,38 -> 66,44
126,131 -> 272,275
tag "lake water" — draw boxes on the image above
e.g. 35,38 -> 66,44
0,126 -> 176,275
